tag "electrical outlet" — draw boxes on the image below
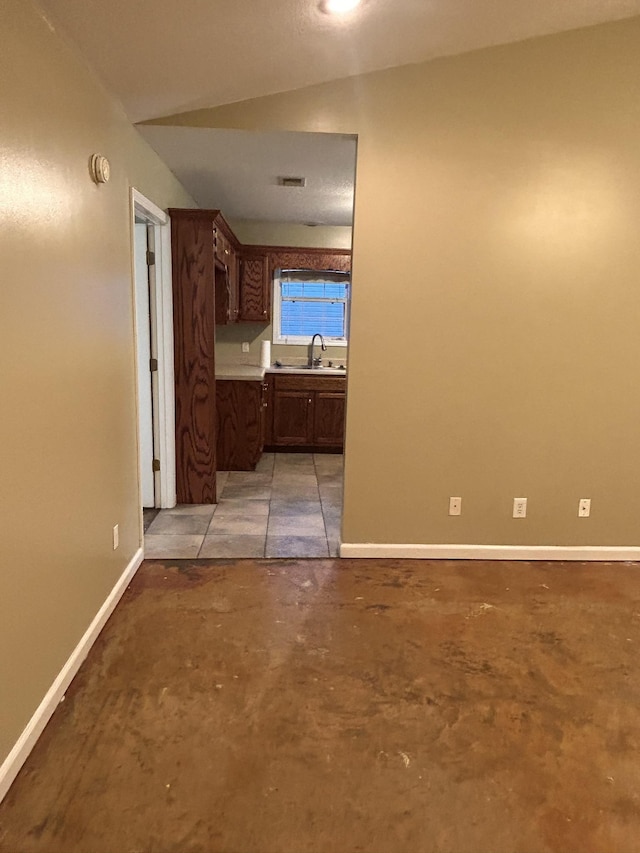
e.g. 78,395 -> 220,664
112,524 -> 119,550
578,498 -> 591,518
513,498 -> 527,518
449,497 -> 462,516
241,342 -> 250,353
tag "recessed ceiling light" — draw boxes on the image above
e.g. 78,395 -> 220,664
279,176 -> 306,187
319,0 -> 362,15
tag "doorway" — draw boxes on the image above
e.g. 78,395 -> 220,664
130,189 -> 176,533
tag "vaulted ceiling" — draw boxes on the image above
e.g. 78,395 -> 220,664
38,0 -> 640,123
36,0 -> 640,224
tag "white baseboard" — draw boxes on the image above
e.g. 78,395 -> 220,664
339,542 -> 640,561
0,547 -> 144,804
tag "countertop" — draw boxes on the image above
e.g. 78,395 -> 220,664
216,364 -> 347,381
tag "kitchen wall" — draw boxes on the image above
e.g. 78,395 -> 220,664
216,220 -> 351,365
230,219 -> 352,250
0,0 -> 194,775
150,16 -> 640,550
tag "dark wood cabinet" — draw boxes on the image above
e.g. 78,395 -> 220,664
314,392 -> 347,446
273,390 -> 314,446
239,251 -> 270,322
216,380 -> 266,470
269,373 -> 346,451
214,217 -> 239,325
168,209 -> 217,503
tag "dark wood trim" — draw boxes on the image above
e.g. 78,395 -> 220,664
170,213 -> 217,503
246,244 -> 352,258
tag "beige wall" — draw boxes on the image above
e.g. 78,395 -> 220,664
153,18 -> 640,548
0,0 -> 194,768
229,219 -> 352,250
217,220 -> 351,365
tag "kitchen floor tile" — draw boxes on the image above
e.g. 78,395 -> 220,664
226,472 -> 273,485
144,534 -> 203,559
324,518 -> 342,540
254,453 -> 275,474
265,536 -> 329,558
146,514 -> 211,535
213,499 -> 271,517
161,504 -> 216,518
271,486 -> 320,501
269,500 -> 323,517
198,535 -> 265,558
220,484 -> 272,501
272,471 -> 319,484
321,503 -> 343,520
267,515 -> 326,537
141,453 -> 342,558
208,516 -> 269,536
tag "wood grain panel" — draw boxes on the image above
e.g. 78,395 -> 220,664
273,374 -> 346,393
169,210 -> 217,503
267,248 -> 351,276
216,380 -> 263,470
314,392 -> 346,446
262,377 -> 274,447
273,391 -> 313,445
239,253 -> 269,322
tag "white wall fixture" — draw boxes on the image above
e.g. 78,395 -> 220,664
449,497 -> 462,516
90,153 -> 110,183
513,498 -> 528,518
578,498 -> 591,517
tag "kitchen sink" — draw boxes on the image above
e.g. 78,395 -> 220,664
273,362 -> 346,373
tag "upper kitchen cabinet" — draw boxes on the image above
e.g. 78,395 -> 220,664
267,248 -> 351,276
239,249 -> 270,322
213,214 -> 240,325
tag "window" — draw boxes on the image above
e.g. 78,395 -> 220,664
273,270 -> 350,346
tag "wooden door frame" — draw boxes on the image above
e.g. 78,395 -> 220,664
130,188 -> 176,518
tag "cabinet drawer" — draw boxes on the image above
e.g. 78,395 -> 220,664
273,374 -> 346,393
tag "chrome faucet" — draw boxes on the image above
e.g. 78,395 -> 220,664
309,333 -> 327,368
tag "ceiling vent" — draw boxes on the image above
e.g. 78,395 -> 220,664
279,176 -> 306,188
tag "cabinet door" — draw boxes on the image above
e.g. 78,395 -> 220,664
313,392 -> 346,447
239,254 -> 270,322
228,248 -> 240,322
273,390 -> 313,445
214,262 -> 231,325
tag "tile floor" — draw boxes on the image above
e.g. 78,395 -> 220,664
144,452 -> 343,558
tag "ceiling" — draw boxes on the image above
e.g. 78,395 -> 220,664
37,0 -> 640,225
38,0 -> 640,123
138,127 -> 357,225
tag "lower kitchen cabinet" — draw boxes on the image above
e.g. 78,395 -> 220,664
314,391 -> 346,446
216,380 -> 267,470
268,373 -> 346,451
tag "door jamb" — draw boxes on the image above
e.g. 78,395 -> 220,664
130,188 -> 176,513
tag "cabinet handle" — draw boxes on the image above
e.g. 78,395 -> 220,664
308,398 -> 312,404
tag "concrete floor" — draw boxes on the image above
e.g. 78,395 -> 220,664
2,558 -> 640,853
